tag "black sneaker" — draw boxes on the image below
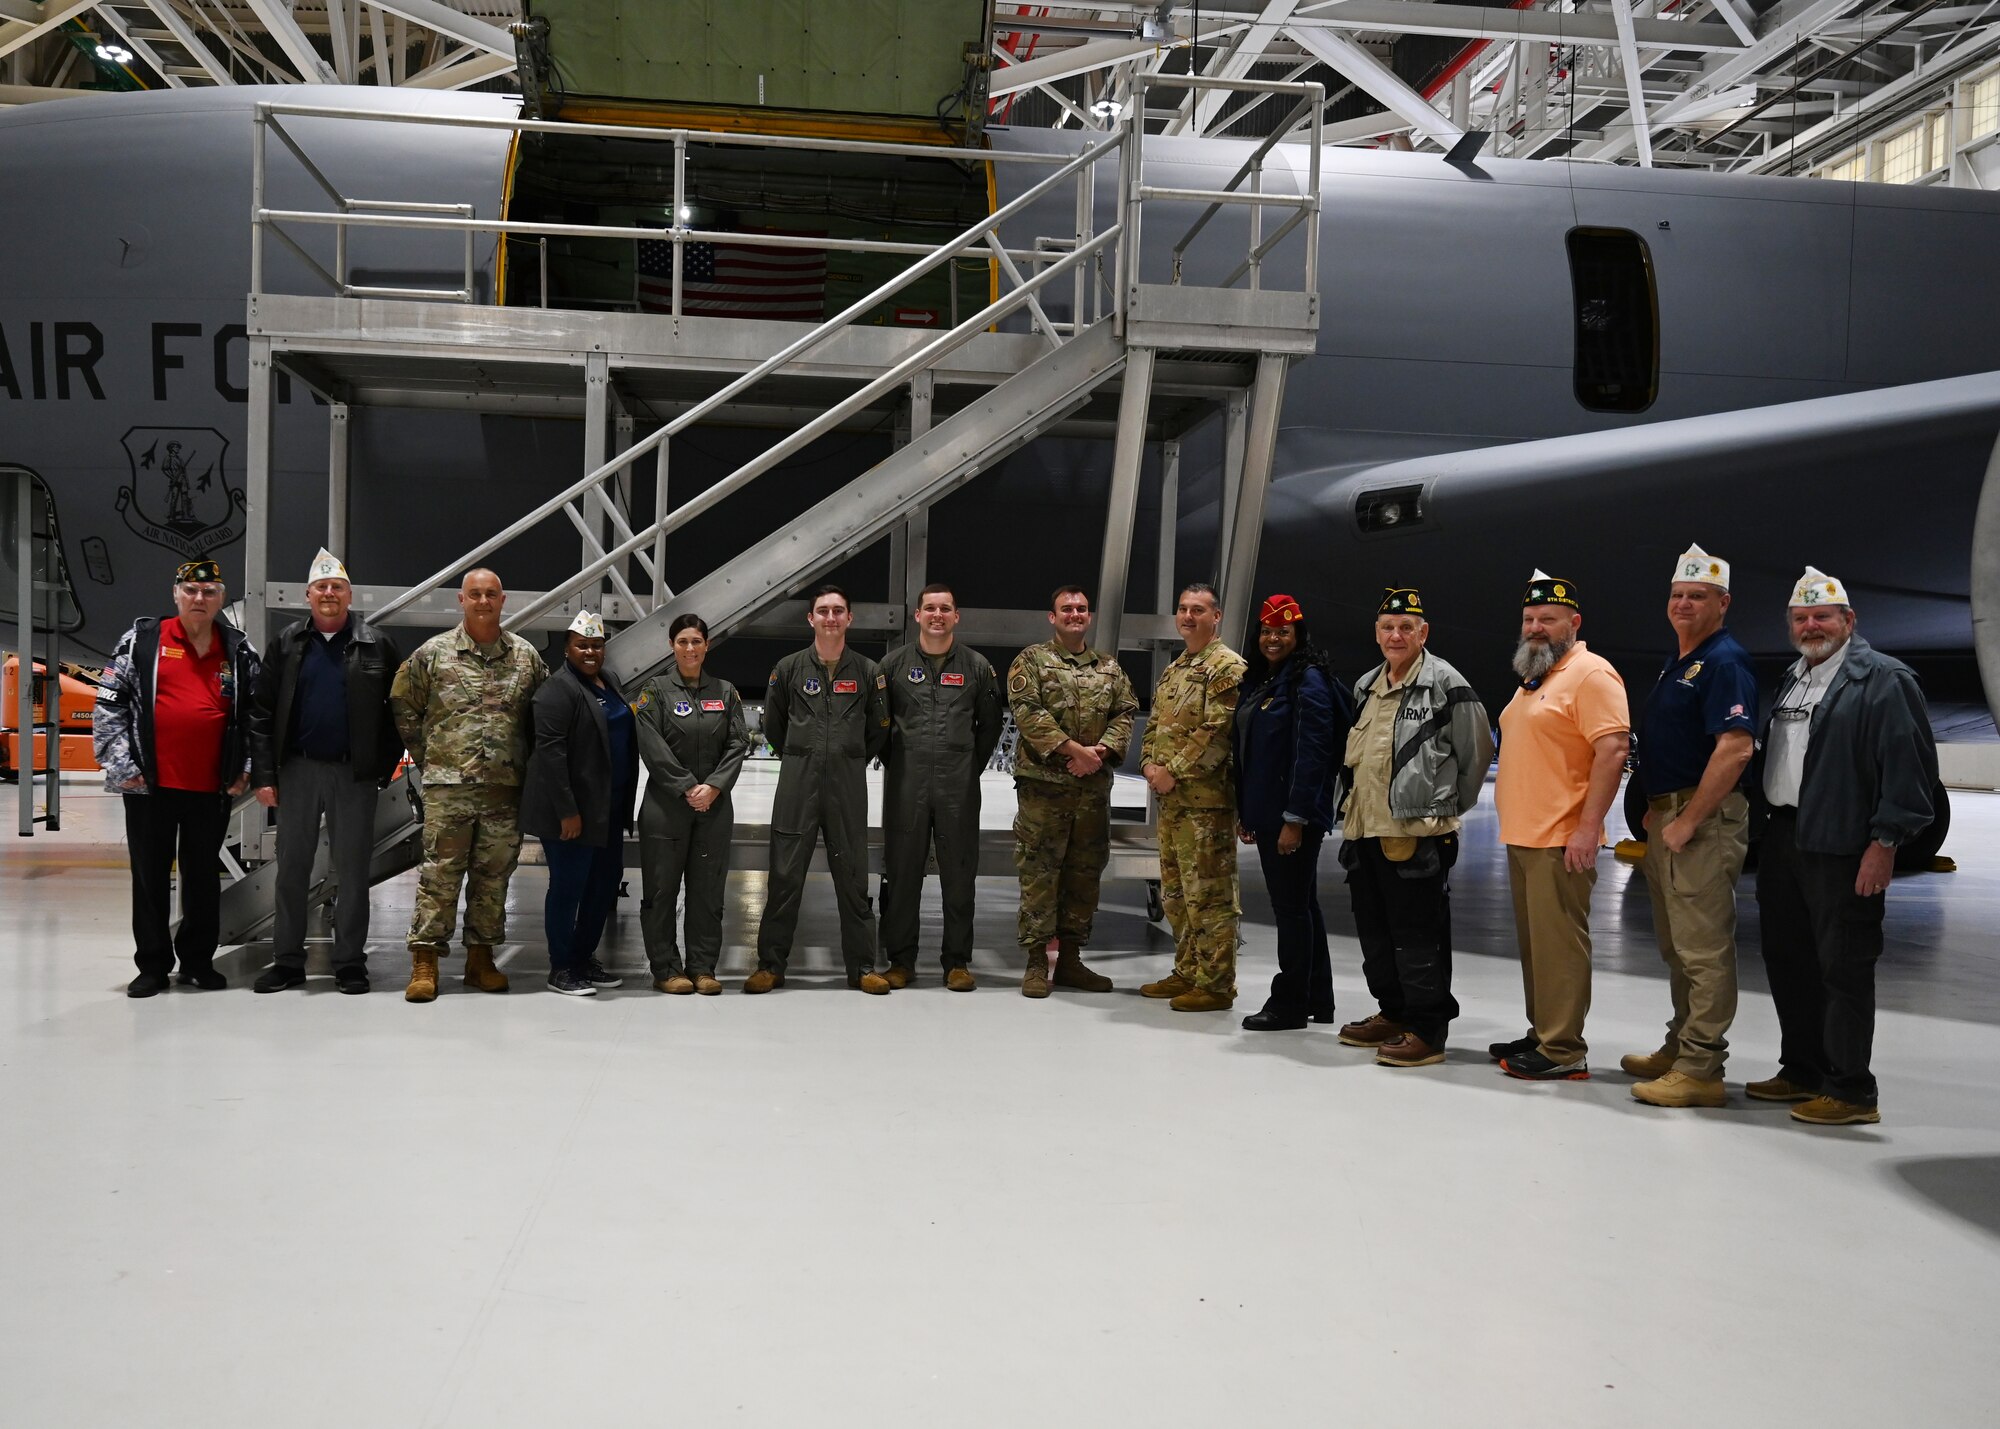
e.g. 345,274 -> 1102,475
547,968 -> 597,997
254,965 -> 307,994
1488,1032 -> 1537,1062
127,971 -> 170,998
582,959 -> 622,989
334,966 -> 371,995
1500,1048 -> 1590,1081
176,966 -> 227,991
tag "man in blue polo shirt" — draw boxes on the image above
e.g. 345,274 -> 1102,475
1624,543 -> 1758,1108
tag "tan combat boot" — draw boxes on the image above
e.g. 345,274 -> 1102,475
1021,948 -> 1050,999
1619,1048 -> 1677,1079
1052,938 -> 1113,992
1139,971 -> 1193,1000
463,944 -> 509,993
1169,987 -> 1234,1012
405,945 -> 441,1003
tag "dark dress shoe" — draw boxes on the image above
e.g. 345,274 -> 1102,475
176,967 -> 227,990
254,965 -> 307,993
1242,1009 -> 1310,1031
334,966 -> 371,995
1309,1010 -> 1337,1025
127,971 -> 170,998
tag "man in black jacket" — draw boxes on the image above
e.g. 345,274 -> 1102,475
92,558 -> 260,997
1752,567 -> 1936,1126
245,550 -> 404,994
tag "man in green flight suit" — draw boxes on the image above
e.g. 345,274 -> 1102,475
879,582 -> 1004,991
746,584 -> 893,994
389,567 -> 547,1003
1007,584 -> 1139,999
1139,583 -> 1248,1012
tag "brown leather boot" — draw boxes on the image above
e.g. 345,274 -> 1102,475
945,967 -> 977,993
1021,948 -> 1050,999
743,968 -> 784,994
693,974 -> 723,996
1139,972 -> 1192,1000
1052,938 -> 1113,992
1169,986 -> 1234,1012
463,944 -> 509,993
881,965 -> 914,989
405,945 -> 441,1003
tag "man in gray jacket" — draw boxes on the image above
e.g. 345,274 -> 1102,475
1752,567 -> 1936,1126
1336,588 -> 1494,1067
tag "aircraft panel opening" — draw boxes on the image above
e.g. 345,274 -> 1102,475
1567,227 -> 1659,414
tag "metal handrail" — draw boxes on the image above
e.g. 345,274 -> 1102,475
370,127 -> 1124,624
502,226 -> 1119,633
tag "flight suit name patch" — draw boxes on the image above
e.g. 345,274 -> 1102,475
701,699 -> 727,711
940,672 -> 965,686
834,679 -> 859,694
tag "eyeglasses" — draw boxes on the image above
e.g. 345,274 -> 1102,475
176,584 -> 223,600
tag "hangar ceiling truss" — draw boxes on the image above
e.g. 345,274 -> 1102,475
2,1 -> 1998,180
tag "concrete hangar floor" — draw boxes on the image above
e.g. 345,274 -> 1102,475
4,767 -> 1997,1428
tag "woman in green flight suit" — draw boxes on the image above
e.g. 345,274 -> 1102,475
635,613 -> 751,994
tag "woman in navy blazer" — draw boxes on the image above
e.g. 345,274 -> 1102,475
1233,594 -> 1354,1031
520,612 -> 640,996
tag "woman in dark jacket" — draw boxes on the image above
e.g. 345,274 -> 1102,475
520,612 -> 639,996
1233,594 -> 1354,1031
634,613 -> 751,994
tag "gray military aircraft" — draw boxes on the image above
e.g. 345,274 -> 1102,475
5,84 -> 1999,725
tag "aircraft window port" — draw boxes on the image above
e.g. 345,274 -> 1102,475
1356,485 -> 1426,534
1567,227 -> 1659,414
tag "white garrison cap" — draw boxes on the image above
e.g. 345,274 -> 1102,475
1788,567 -> 1850,609
306,547 -> 349,584
567,610 -> 606,639
1672,543 -> 1729,590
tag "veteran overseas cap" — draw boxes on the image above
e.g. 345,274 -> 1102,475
306,548 -> 350,584
567,610 -> 606,639
1787,567 -> 1850,608
1672,542 -> 1730,590
1522,569 -> 1580,610
176,559 -> 223,585
1378,587 -> 1423,617
1259,593 -> 1304,627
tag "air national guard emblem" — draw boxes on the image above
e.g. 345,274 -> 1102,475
117,426 -> 247,560
803,677 -> 822,695
673,698 -> 694,717
908,666 -> 927,684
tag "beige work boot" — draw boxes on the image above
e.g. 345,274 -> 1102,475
693,974 -> 724,996
1620,1048 -> 1677,1079
1139,972 -> 1193,1000
881,965 -> 914,989
1052,938 -> 1113,992
1021,948 -> 1050,999
1631,1069 -> 1727,1108
1169,987 -> 1234,1013
945,967 -> 977,993
654,974 -> 695,995
404,945 -> 441,1003
463,944 -> 509,993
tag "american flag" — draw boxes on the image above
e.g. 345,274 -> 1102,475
635,233 -> 827,322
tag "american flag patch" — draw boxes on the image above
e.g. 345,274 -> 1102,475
940,673 -> 965,686
833,679 -> 859,694
1730,704 -> 1745,716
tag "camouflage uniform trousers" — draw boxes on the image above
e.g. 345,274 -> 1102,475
1158,796 -> 1240,995
408,783 -> 524,949
1013,778 -> 1111,952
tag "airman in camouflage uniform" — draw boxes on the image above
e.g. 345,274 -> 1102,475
388,568 -> 547,1002
1140,584 -> 1247,1012
1007,585 -> 1138,998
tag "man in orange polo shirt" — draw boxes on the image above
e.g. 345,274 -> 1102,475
93,559 -> 260,997
1492,571 -> 1630,1080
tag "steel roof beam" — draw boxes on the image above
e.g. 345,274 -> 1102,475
0,2 -> 98,61
1287,21 -> 1464,147
240,0 -> 336,81
361,0 -> 515,60
134,0 -> 231,82
1294,3 -> 1743,54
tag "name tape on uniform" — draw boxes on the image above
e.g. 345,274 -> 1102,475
833,679 -> 859,694
940,672 -> 965,686
701,699 -> 727,711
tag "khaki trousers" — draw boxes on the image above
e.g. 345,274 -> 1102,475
1640,788 -> 1749,1079
1506,844 -> 1597,1065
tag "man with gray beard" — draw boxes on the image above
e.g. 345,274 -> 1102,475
1492,572 -> 1630,1081
1751,567 -> 1936,1126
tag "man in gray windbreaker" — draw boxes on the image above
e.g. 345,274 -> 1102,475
1751,567 -> 1937,1127
1335,588 -> 1494,1068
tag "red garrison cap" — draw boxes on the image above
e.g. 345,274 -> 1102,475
1259,593 -> 1304,627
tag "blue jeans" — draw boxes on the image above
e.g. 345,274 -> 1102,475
541,837 -> 623,972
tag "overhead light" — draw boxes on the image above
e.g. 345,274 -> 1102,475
95,43 -> 134,64
1090,99 -> 1121,119
677,205 -> 692,222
